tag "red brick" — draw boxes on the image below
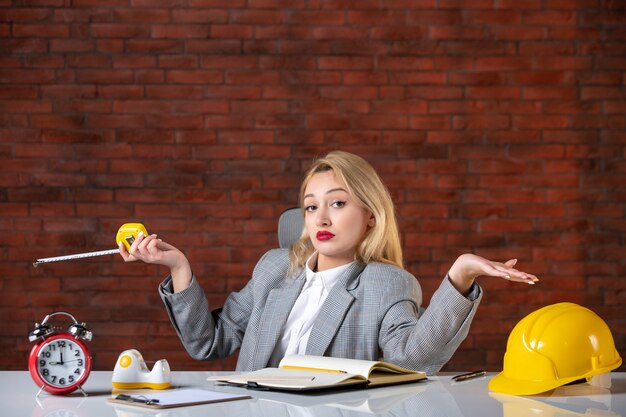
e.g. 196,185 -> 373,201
0,70 -> 55,86
147,114 -> 203,129
127,39 -> 182,53
24,55 -> 65,69
513,143 -> 569,158
173,100 -> 229,114
480,219 -> 534,232
42,130 -> 113,143
75,69 -> 133,84
454,115 -> 510,130
2,8 -> 53,21
332,40 -> 389,56
352,115 -> 409,130
113,8 -> 171,23
318,56 -> 374,70
0,203 -> 28,216
40,85 -> 97,98
230,9 -> 285,24
91,23 -> 149,38
111,101 -> 167,115
305,114 -> 350,129
30,115 -> 86,128
172,9 -> 228,23
157,54 -> 199,68
13,24 -> 70,38
212,24 -> 255,39
226,71 -> 280,85
230,100 -> 289,113
50,39 -> 95,53
153,24 -> 211,39
112,55 -> 156,69
255,114 -> 302,128
217,130 -> 274,145
166,70 -> 223,84
203,115 -> 254,129
262,56 -> 318,70
137,144 -> 193,159
322,86 -> 378,100
185,40 -> 241,54
262,85 -> 319,99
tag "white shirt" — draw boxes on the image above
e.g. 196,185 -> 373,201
268,252 -> 354,366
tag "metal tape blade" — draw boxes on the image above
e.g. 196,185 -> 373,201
33,248 -> 120,267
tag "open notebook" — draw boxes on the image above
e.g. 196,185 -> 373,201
207,354 -> 426,391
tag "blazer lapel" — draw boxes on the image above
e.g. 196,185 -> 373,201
251,272 -> 305,369
306,261 -> 366,356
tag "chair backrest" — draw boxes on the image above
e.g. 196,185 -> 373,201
278,207 -> 304,248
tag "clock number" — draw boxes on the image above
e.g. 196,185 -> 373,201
74,368 -> 80,375
74,349 -> 81,357
42,369 -> 49,376
59,377 -> 65,385
56,340 -> 66,348
43,351 -> 51,358
68,375 -> 75,383
51,376 -> 57,383
39,359 -> 46,367
77,359 -> 83,366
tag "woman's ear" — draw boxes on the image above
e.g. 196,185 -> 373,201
368,213 -> 376,227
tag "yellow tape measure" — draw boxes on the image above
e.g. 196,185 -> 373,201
33,223 -> 148,268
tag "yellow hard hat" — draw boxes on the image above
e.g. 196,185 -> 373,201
489,302 -> 622,396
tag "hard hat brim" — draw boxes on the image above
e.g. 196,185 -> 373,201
488,357 -> 623,396
488,372 -> 582,396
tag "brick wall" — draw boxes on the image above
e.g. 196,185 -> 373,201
1,1 -> 624,373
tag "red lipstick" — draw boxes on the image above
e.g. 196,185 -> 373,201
316,231 -> 335,241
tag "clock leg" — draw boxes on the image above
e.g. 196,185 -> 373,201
77,384 -> 88,397
36,385 -> 45,398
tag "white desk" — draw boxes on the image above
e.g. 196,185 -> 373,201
5,371 -> 625,417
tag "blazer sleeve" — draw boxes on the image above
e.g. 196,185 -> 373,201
378,271 -> 482,375
158,249 -> 289,362
158,273 -> 253,361
159,250 -> 283,361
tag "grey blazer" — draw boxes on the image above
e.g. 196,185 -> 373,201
159,248 -> 482,375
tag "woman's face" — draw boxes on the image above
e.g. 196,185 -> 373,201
303,170 -> 374,271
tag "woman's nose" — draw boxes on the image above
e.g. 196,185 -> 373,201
315,207 -> 330,227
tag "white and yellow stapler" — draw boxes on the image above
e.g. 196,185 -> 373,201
112,349 -> 171,390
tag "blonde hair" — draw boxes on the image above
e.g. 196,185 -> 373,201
288,151 -> 403,274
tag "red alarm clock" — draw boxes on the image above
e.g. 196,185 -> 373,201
28,312 -> 93,397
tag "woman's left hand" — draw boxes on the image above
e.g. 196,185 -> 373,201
448,254 -> 539,296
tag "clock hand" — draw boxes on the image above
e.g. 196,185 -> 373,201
60,351 -> 64,365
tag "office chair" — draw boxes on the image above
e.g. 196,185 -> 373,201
278,207 -> 304,248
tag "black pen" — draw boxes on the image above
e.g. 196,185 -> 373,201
115,394 -> 160,405
452,370 -> 486,382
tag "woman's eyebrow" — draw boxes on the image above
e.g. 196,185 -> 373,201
304,187 -> 348,199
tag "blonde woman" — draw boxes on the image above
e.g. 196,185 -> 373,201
120,151 -> 537,374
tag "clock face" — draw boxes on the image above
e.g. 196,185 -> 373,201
29,334 -> 91,394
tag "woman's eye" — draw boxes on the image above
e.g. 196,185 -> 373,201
331,201 -> 346,208
305,205 -> 317,212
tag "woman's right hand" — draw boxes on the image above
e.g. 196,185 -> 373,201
119,232 -> 193,293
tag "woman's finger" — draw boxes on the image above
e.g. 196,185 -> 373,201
118,242 -> 136,262
499,267 -> 539,285
504,259 -> 517,268
145,236 -> 161,258
479,263 -> 510,279
128,231 -> 145,256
